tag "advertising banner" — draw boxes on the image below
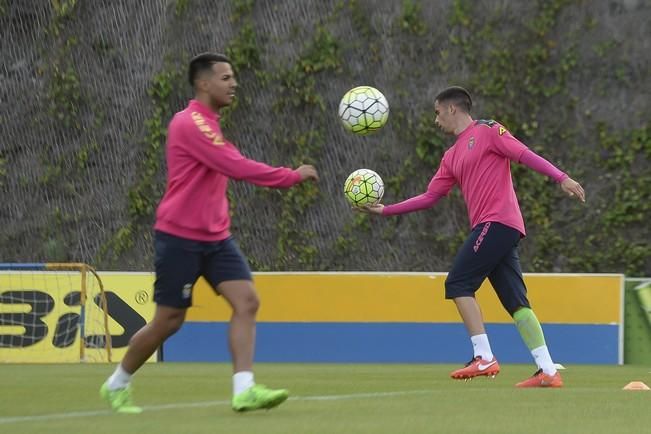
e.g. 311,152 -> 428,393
0,272 -> 156,363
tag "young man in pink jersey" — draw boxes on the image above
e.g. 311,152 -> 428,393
358,86 -> 585,387
101,53 -> 318,413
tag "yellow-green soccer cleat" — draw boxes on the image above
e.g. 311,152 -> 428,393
232,384 -> 289,412
100,382 -> 143,414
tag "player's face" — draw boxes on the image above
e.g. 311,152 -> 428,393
434,101 -> 454,134
206,62 -> 237,108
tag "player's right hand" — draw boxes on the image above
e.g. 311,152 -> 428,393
353,204 -> 384,215
296,165 -> 318,181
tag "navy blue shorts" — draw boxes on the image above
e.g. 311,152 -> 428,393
153,231 -> 252,308
444,221 -> 530,314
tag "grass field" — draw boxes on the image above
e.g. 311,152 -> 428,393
1,363 -> 650,434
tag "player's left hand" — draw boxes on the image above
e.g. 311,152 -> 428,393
353,204 -> 384,215
560,177 -> 585,202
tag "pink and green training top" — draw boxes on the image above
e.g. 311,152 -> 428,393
382,120 -> 568,236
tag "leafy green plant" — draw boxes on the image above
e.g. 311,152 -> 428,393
51,0 -> 77,18
397,0 -> 427,36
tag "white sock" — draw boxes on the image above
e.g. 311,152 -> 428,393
470,334 -> 494,361
233,371 -> 255,396
532,345 -> 557,375
107,364 -> 132,390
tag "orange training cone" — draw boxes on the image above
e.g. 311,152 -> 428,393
622,381 -> 650,391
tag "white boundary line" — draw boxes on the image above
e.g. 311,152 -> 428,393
0,389 -> 432,425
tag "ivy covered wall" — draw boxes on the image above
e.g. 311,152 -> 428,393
1,0 -> 649,274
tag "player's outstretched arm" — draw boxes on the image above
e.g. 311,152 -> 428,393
560,177 -> 585,202
179,114 -> 312,188
353,189 -> 445,216
353,159 -> 453,217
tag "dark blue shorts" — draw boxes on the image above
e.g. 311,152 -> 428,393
153,231 -> 252,308
444,221 -> 530,314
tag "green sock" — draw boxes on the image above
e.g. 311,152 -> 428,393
513,308 -> 546,350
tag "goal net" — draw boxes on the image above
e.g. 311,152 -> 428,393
0,263 -> 112,362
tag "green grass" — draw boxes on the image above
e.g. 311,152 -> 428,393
1,363 -> 650,434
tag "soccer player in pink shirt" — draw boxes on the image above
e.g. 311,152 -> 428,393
101,53 -> 318,413
358,86 -> 585,387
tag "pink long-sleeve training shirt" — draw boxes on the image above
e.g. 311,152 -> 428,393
154,99 -> 302,241
382,120 -> 568,236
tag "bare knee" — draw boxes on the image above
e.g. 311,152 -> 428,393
152,309 -> 186,338
233,292 -> 259,317
219,281 -> 260,317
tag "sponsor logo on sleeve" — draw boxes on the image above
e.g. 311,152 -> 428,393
191,111 -> 224,145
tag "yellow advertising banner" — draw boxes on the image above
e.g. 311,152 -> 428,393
1,271 -> 623,362
188,272 -> 623,324
0,272 -> 156,363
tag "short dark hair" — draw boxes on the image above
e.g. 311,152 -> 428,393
188,53 -> 231,87
435,86 -> 472,113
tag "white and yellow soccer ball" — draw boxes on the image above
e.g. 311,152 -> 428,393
338,86 -> 389,135
343,169 -> 384,207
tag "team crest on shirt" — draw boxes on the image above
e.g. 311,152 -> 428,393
498,126 -> 507,136
468,137 -> 475,149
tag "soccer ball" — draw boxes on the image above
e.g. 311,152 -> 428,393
338,86 -> 389,135
343,169 -> 384,206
